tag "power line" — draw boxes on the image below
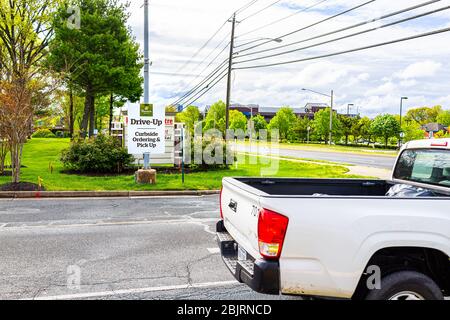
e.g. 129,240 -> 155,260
178,68 -> 229,107
237,0 -> 376,53
240,0 -> 284,22
236,0 -> 440,59
181,71 -> 229,109
234,4 -> 450,64
236,0 -> 261,15
171,60 -> 229,106
236,0 -> 330,39
177,67 -> 228,107
174,19 -> 229,75
233,26 -> 450,70
173,36 -> 230,99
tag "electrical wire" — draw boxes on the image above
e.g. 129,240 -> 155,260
234,4 -> 450,64
237,0 -> 376,53
174,19 -> 229,75
177,67 -> 229,106
174,37 -> 230,99
240,0 -> 284,22
236,0 -> 440,59
236,0 -> 330,39
236,0 -> 261,15
233,26 -> 450,70
171,60 -> 229,106
181,72 -> 229,109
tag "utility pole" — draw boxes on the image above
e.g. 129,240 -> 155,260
329,90 -> 334,145
225,13 -> 236,134
143,0 -> 150,169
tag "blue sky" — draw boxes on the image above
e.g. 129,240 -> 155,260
124,0 -> 450,117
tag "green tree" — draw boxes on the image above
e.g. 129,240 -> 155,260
0,0 -> 58,183
48,0 -> 143,138
352,116 -> 373,145
251,115 -> 268,133
437,110 -> 450,126
312,108 -> 342,144
291,116 -> 311,142
229,110 -> 247,133
268,107 -> 297,141
402,121 -> 425,142
339,115 -> 358,145
371,114 -> 400,147
405,106 -> 443,125
176,106 -> 200,136
203,100 -> 226,135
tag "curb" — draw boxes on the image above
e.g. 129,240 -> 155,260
0,190 -> 220,199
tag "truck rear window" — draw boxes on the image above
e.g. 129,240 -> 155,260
394,149 -> 450,187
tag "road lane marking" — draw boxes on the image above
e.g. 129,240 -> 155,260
207,248 -> 220,254
24,280 -> 239,300
0,218 -> 219,231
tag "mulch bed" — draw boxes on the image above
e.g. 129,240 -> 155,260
0,182 -> 45,192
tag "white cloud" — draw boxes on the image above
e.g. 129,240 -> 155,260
396,60 -> 442,80
121,0 -> 450,115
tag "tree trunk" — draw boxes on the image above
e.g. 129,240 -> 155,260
109,93 -> 114,135
81,86 -> 91,138
69,83 -> 74,139
385,137 -> 388,147
10,143 -> 23,184
0,140 -> 8,174
345,135 -> 349,145
89,95 -> 95,137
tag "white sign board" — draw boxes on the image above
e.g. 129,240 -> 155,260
127,102 -> 165,154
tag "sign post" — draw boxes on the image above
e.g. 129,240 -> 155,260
128,102 -> 165,184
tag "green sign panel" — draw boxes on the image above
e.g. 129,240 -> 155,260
140,104 -> 154,117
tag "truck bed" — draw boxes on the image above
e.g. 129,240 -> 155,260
232,178 -> 392,197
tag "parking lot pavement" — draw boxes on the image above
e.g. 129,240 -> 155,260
0,196 -> 299,300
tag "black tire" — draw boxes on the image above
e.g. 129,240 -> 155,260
365,271 -> 444,300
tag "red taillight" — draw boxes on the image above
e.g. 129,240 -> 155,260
258,208 -> 289,260
431,141 -> 448,147
219,187 -> 224,219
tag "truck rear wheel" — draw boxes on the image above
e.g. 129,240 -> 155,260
365,271 -> 444,300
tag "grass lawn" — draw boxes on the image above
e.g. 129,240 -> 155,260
0,138 -> 367,191
238,141 -> 399,157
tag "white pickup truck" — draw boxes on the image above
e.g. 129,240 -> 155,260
217,138 -> 450,300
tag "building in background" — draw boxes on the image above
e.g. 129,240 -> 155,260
421,123 -> 449,139
227,102 -> 329,122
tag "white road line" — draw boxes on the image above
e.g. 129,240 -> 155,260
25,281 -> 239,300
207,248 -> 220,254
1,218 -> 219,231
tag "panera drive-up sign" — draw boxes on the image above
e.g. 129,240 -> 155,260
127,102 -> 165,154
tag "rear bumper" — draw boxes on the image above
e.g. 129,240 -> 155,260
216,220 -> 280,295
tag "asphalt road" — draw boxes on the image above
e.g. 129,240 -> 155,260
0,195 -> 298,300
236,145 -> 396,169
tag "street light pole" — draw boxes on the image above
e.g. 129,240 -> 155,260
301,88 -> 334,145
225,13 -> 236,133
329,90 -> 334,145
347,103 -> 354,116
399,97 -> 408,146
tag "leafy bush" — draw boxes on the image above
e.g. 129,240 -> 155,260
188,136 -> 235,171
32,129 -> 56,138
61,135 -> 132,174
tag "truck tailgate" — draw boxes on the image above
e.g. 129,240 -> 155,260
221,178 -> 262,260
